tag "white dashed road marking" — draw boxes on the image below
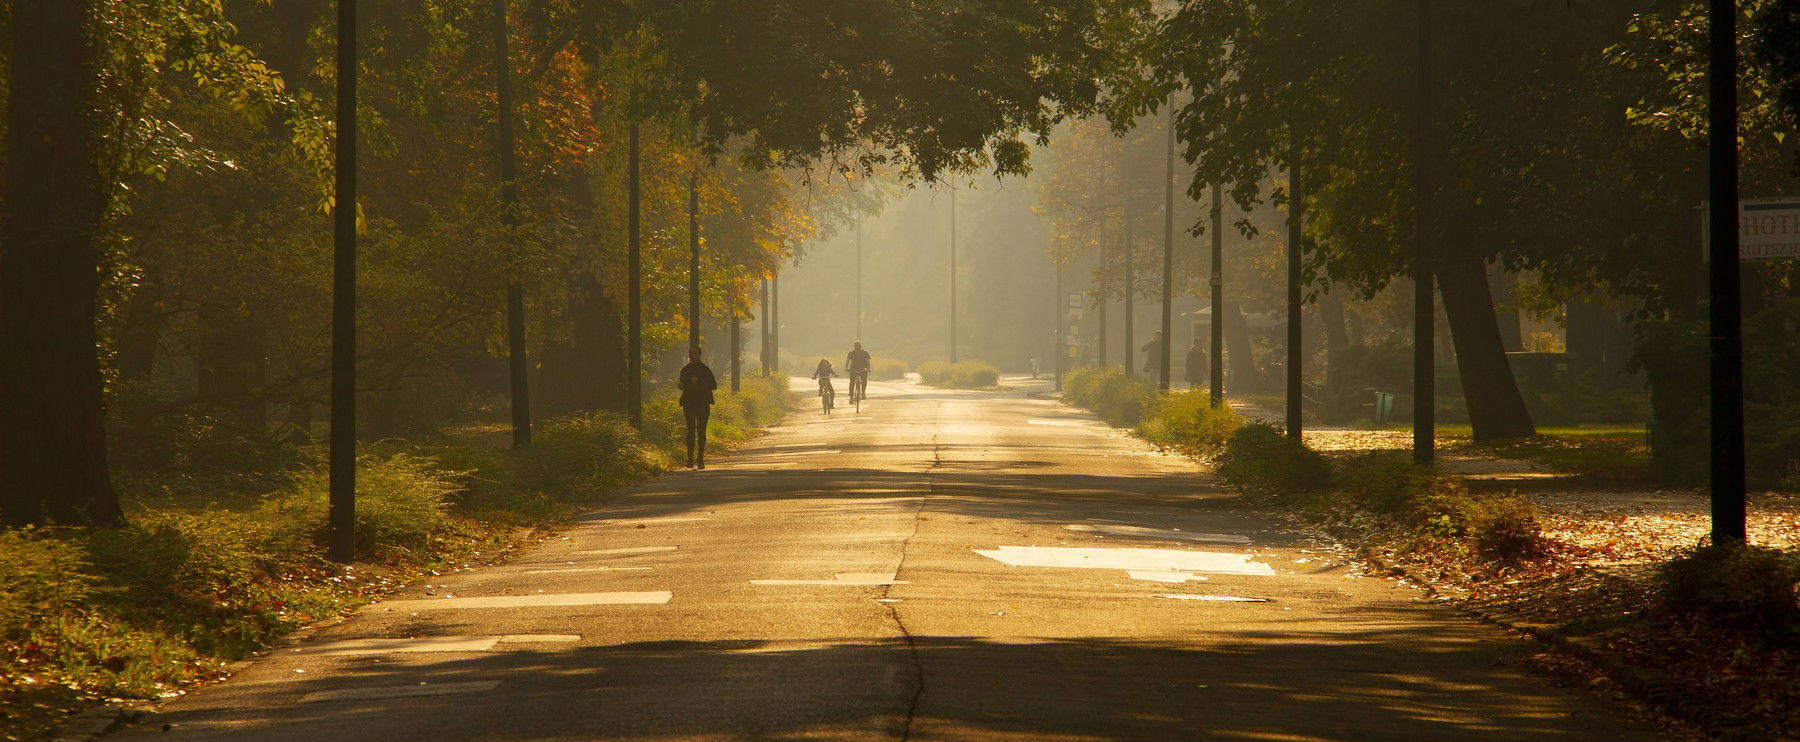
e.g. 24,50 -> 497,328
575,546 -> 679,557
974,546 -> 1274,576
1127,571 -> 1210,583
1157,594 -> 1270,603
518,566 -> 653,575
300,635 -> 582,655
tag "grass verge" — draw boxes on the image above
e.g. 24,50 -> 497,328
0,374 -> 795,740
919,360 -> 1000,389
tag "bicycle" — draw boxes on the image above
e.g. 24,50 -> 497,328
848,368 -> 869,411
819,379 -> 835,415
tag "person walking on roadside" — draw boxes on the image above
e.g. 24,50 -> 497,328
1141,330 -> 1165,377
679,345 -> 718,470
1185,337 -> 1208,390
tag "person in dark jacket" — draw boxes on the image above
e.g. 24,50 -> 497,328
1184,337 -> 1209,389
678,345 -> 718,469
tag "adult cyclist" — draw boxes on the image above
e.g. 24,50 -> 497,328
844,341 -> 872,403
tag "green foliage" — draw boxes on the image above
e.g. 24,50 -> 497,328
518,413 -> 672,502
1137,390 -> 1243,461
257,453 -> 460,561
870,357 -> 910,381
1326,453 -> 1550,562
641,374 -> 796,457
1215,422 -> 1332,499
919,360 -> 1001,389
1661,543 -> 1800,641
1062,366 -> 1156,426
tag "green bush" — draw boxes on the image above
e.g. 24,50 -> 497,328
1062,366 -> 1156,426
257,452 -> 460,559
1329,452 -> 1549,561
919,360 -> 1000,389
870,357 -> 909,381
1661,543 -> 1800,641
1215,422 -> 1331,498
519,412 -> 670,501
1138,389 -> 1243,460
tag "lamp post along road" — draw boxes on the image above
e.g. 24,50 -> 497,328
328,0 -> 358,564
1160,106 -> 1176,392
494,0 -> 530,448
688,164 -> 701,351
950,189 -> 958,363
1708,0 -> 1747,544
855,212 -> 863,340
1210,183 -> 1224,407
1413,0 -> 1436,466
1286,128 -> 1304,441
627,123 -> 643,428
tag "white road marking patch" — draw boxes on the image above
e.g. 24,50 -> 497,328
575,546 -> 679,557
1157,594 -> 1270,603
301,636 -> 501,655
1026,419 -> 1085,426
750,572 -> 908,586
1127,571 -> 1210,583
974,546 -> 1274,576
367,592 -> 672,612
750,450 -> 841,458
300,681 -> 501,703
1067,524 -> 1252,545
518,566 -> 653,575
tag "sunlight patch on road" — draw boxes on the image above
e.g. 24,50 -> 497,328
750,572 -> 908,586
367,592 -> 672,612
575,546 -> 679,557
1026,419 -> 1087,426
299,635 -> 581,656
300,681 -> 501,704
593,516 -> 712,526
974,546 -> 1274,576
518,566 -> 653,575
1066,524 -> 1252,545
1127,571 -> 1210,583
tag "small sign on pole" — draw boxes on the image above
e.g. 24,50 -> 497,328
1702,198 -> 1800,261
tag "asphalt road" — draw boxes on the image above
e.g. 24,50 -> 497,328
119,377 -> 1663,741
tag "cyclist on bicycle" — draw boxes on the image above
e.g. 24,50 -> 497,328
844,341 -> 871,402
811,358 -> 838,398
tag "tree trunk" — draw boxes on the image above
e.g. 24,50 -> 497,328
1438,253 -> 1537,441
1319,292 -> 1351,423
1222,301 -> 1260,392
1,0 -> 124,527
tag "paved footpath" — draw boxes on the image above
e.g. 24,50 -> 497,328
118,378 -> 1667,741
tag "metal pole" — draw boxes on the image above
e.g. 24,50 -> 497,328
950,188 -> 958,363
771,271 -> 780,371
1286,127 -> 1304,440
1210,183 -> 1224,406
1125,204 -> 1135,377
856,212 -> 863,340
688,163 -> 700,351
328,0 -> 358,564
627,123 -> 642,428
1160,105 -> 1176,391
495,0 -> 530,448
760,277 -> 770,377
1413,0 -> 1435,465
1708,0 -> 1746,543
730,301 -> 741,393
1098,146 -> 1109,370
1055,262 -> 1065,391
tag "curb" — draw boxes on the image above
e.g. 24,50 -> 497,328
47,706 -> 143,742
1360,548 -> 1765,742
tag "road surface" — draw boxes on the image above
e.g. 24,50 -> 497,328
120,378 -> 1662,741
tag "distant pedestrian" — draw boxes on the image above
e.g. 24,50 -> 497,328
678,345 -> 717,469
1141,331 -> 1165,376
1185,338 -> 1208,389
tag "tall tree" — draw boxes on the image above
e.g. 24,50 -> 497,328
1,1 -> 124,526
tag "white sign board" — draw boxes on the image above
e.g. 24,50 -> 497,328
1741,199 -> 1800,260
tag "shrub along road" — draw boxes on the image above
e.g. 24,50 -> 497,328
114,378 -> 1666,741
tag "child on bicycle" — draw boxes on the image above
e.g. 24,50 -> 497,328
811,358 -> 837,396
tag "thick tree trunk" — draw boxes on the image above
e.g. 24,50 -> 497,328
1,1 -> 124,526
1222,301 -> 1260,392
1438,253 -> 1537,441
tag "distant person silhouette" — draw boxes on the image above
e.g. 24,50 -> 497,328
1141,330 -> 1165,376
844,341 -> 871,401
1185,337 -> 1209,389
678,345 -> 717,469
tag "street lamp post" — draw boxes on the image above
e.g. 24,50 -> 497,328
1286,127 -> 1304,441
950,188 -> 958,363
328,0 -> 358,564
1160,104 -> 1176,392
1413,0 -> 1436,465
1708,0 -> 1746,544
1210,183 -> 1224,407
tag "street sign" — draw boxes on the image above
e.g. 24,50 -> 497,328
1741,199 -> 1800,260
1068,293 -> 1083,309
1702,198 -> 1800,261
